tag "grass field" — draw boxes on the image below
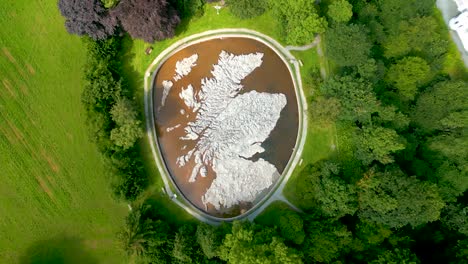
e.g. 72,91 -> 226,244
0,1 -> 128,263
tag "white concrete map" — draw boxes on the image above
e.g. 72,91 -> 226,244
164,50 -> 287,210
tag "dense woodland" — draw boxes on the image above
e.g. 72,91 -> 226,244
58,0 -> 468,263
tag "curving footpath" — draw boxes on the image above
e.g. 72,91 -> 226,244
144,29 -> 310,224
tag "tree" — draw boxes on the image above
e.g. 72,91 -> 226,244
219,221 -> 302,264
354,221 -> 392,249
375,105 -> 410,131
325,23 -> 372,67
412,80 -> 468,133
278,210 -> 306,245
118,206 -> 171,259
172,224 -> 203,263
382,16 -> 447,60
441,204 -> 468,236
195,223 -> 223,259
376,0 -> 435,31
170,0 -> 205,19
320,75 -> 380,123
371,248 -> 420,264
110,98 -> 143,149
386,57 -> 430,100
270,0 -> 327,45
302,214 -> 352,263
327,0 -> 353,23
294,162 -> 358,218
428,133 -> 468,201
354,126 -> 406,165
111,0 -> 180,43
455,239 -> 468,262
433,161 -> 468,202
226,0 -> 267,19
58,0 -> 117,40
357,167 -> 445,228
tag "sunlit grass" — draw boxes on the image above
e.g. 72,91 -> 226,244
0,1 -> 127,263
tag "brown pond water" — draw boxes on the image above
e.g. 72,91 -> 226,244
152,37 -> 298,217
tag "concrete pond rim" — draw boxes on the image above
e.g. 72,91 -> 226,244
144,29 -> 309,223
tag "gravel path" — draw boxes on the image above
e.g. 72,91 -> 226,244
285,36 -> 320,51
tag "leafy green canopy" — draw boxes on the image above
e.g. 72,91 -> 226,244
370,248 -> 420,264
325,23 -> 372,66
110,98 -> 143,150
357,167 -> 445,228
383,16 -> 447,60
327,0 -> 353,23
293,162 -> 358,218
81,37 -> 147,201
270,0 -> 327,45
227,0 -> 267,19
321,75 -> 380,123
441,204 -> 468,236
302,214 -> 353,263
354,126 -> 406,165
412,80 -> 468,133
219,221 -> 302,264
386,56 -> 430,100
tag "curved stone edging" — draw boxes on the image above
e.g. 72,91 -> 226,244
144,29 -> 308,223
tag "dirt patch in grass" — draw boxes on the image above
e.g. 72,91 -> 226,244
35,174 -> 55,201
6,119 -> 25,144
2,47 -> 16,64
41,149 -> 60,173
19,84 -> 29,96
2,79 -> 16,98
25,63 -> 35,75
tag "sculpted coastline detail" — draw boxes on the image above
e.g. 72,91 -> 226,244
153,37 -> 298,217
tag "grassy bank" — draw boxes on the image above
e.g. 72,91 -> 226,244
0,1 -> 127,263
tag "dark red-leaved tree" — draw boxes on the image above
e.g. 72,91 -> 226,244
58,0 -> 117,40
112,0 -> 181,43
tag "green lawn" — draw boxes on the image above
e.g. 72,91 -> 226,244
0,1 -> 128,263
254,201 -> 293,227
291,49 -> 320,94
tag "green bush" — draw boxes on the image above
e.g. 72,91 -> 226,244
226,0 -> 267,19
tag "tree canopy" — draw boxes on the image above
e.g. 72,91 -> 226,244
327,0 -> 353,23
226,0 -> 267,19
386,57 -> 430,100
58,0 -> 117,40
321,75 -> 380,123
354,126 -> 406,165
357,167 -> 445,228
270,0 -> 327,45
219,222 -> 302,264
111,0 -> 180,43
294,162 -> 358,218
412,80 -> 468,133
325,23 -> 372,67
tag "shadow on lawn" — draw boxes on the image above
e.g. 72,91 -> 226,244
19,236 -> 97,264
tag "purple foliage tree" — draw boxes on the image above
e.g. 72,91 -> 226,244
111,0 -> 181,43
58,0 -> 117,40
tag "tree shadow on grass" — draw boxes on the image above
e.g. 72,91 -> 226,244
118,36 -> 161,187
19,236 -> 98,264
118,36 -> 145,111
175,18 -> 192,36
